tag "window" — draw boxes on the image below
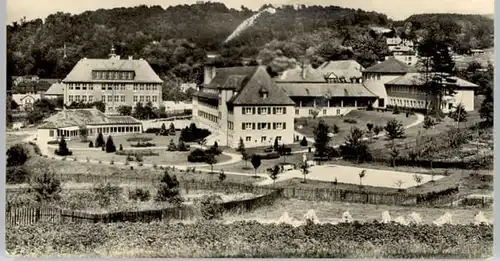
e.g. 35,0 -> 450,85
75,95 -> 80,101
146,96 -> 151,102
102,84 -> 106,90
133,96 -> 138,102
152,96 -> 158,102
121,96 -> 126,102
449,103 -> 453,110
82,86 -> 87,90
68,95 -> 73,102
133,85 -> 138,91
336,109 -> 340,115
243,107 -> 252,114
376,74 -> 381,80
276,136 -> 282,142
244,123 -> 252,129
114,96 -> 119,102
140,96 -> 144,102
260,107 -> 268,115
323,109 -> 327,115
88,95 -> 93,102
108,96 -> 112,102
246,136 -> 251,142
69,85 -> 73,90
379,98 -> 385,107
275,122 -> 283,130
82,96 -> 87,102
140,85 -> 144,91
309,109 -> 313,115
295,109 -> 299,114
261,136 -> 267,142
49,130 -> 54,137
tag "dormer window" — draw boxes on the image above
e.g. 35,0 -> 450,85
262,92 -> 268,99
259,87 -> 269,99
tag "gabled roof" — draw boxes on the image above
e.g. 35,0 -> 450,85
63,58 -> 163,83
229,66 -> 295,105
45,83 -> 65,96
363,79 -> 388,98
38,108 -> 141,129
279,83 -> 378,98
276,64 -> 326,83
363,57 -> 418,74
318,60 -> 364,79
385,73 -> 479,88
204,66 -> 258,91
12,93 -> 41,104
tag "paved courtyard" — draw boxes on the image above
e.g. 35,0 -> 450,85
257,164 -> 444,188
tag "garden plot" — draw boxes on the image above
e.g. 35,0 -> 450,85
261,164 -> 444,189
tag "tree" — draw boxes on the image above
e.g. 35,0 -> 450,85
167,139 -> 177,151
373,125 -> 382,136
384,119 -> 405,144
236,137 -> 245,152
393,105 -> 400,114
313,120 -> 331,162
95,133 -> 105,148
160,123 -> 167,135
169,122 -> 176,134
366,123 -> 374,132
449,103 -> 468,123
105,135 -> 116,153
241,150 -> 251,169
300,162 -> 309,183
177,140 -> 188,151
300,136 -> 308,146
251,154 -> 262,176
479,84 -> 493,127
79,126 -> 88,142
208,142 -> 221,156
340,127 -> 371,163
88,141 -> 93,148
268,165 -> 280,187
55,135 -> 71,156
311,108 -> 320,119
218,169 -> 226,182
390,147 -> 400,167
333,124 -> 339,134
423,116 -> 435,129
413,174 -> 423,187
273,137 -> 279,151
30,169 -> 62,202
117,105 -> 132,116
358,170 -> 366,186
7,144 -> 29,167
155,171 -> 182,204
205,153 -> 217,173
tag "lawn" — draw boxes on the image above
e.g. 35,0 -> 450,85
225,198 -> 493,225
68,148 -> 231,167
6,133 -> 30,148
221,151 -> 315,175
295,110 -> 418,144
20,156 -> 264,186
66,132 -> 183,149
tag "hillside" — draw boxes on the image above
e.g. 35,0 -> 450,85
7,3 -> 494,86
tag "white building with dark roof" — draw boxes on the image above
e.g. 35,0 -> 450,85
37,108 -> 143,143
62,46 -> 163,114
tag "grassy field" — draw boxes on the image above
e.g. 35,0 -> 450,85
295,110 -> 418,143
225,198 -> 493,225
6,133 -> 30,148
220,151 -> 315,175
66,132 -> 182,149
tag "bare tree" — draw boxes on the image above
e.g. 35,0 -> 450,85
359,170 -> 366,186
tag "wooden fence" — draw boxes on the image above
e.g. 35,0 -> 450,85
6,205 -> 61,226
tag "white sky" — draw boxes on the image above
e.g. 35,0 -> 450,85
7,0 -> 494,24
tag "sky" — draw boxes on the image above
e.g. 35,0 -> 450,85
7,0 -> 495,24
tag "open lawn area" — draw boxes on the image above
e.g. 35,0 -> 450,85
224,198 -> 493,225
295,110 -> 418,143
20,156 -> 263,185
65,132 -> 183,149
6,133 -> 30,148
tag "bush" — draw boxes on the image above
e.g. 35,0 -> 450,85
30,169 -> 62,202
92,183 -> 123,207
119,144 -> 123,151
95,133 -> 105,148
366,103 -> 374,111
145,128 -> 161,134
393,105 -> 400,114
300,136 -> 308,146
179,123 -> 211,142
130,142 -> 156,148
128,188 -> 151,202
167,139 -> 177,151
55,136 -> 72,156
135,154 -> 144,162
277,146 -> 292,155
6,166 -> 30,184
116,150 -> 160,157
7,144 -> 30,167
88,141 -> 94,148
343,118 -> 357,124
155,172 -> 182,204
256,152 -> 280,160
105,136 -> 116,153
177,141 -> 189,151
47,140 -> 59,145
195,194 -> 223,220
187,149 -> 208,162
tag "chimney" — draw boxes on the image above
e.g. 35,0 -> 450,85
301,63 -> 307,79
204,65 -> 217,85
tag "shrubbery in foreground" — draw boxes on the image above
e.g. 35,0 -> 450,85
6,221 -> 492,258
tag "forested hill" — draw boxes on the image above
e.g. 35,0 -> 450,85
7,3 -> 494,85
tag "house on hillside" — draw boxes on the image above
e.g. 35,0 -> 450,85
44,83 -> 65,100
317,60 -> 364,83
12,92 -> 43,111
194,66 -> 295,148
37,108 -> 142,142
386,37 -> 418,66
363,57 -> 478,112
62,46 -> 163,114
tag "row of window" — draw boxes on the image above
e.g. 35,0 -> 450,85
133,95 -> 159,103
244,136 -> 282,143
198,110 -> 218,123
198,100 -> 218,110
389,85 -> 423,95
302,109 -> 342,115
390,98 -> 428,108
68,95 -> 94,102
50,126 -> 141,137
242,122 -> 287,130
68,83 -> 159,91
242,107 -> 287,115
364,73 -> 381,81
92,70 -> 134,80
133,84 -> 160,91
